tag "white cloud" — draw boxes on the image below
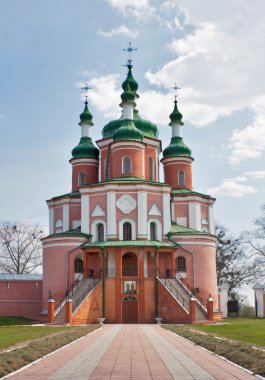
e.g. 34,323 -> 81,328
98,25 -> 138,39
208,178 -> 256,198
229,97 -> 265,164
244,171 -> 265,179
106,0 -> 155,20
76,75 -> 121,119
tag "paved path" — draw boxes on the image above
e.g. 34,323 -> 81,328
6,325 -> 256,380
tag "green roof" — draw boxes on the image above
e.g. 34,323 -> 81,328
122,64 -> 139,98
51,191 -> 80,200
103,110 -> 158,140
72,137 -> 99,159
113,119 -> 143,142
169,100 -> 183,126
168,222 -> 215,237
89,176 -> 168,187
120,82 -> 135,105
79,101 -> 93,125
82,240 -> 179,248
171,188 -> 213,199
163,136 -> 192,158
48,227 -> 91,239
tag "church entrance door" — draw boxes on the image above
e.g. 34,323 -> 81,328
122,296 -> 138,323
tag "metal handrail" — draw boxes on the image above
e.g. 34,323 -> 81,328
72,269 -> 102,312
54,269 -> 102,316
160,277 -> 189,312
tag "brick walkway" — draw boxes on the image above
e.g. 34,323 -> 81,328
6,325 -> 256,380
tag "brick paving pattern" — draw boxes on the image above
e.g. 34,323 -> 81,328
6,325 -> 256,380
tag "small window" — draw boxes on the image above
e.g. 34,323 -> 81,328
78,172 -> 85,186
97,223 -> 104,241
176,256 -> 186,272
74,258 -> 83,273
150,222 -> 156,240
55,219 -> 63,233
123,156 -> 131,174
178,170 -> 185,187
202,226 -> 210,233
104,158 -> 109,180
149,157 -> 154,181
123,222 -> 132,240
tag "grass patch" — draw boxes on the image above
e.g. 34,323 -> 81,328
0,325 -> 99,377
0,316 -> 38,326
191,318 -> 265,346
163,322 -> 265,377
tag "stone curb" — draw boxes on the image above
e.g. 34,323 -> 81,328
161,326 -> 265,380
1,326 -> 102,380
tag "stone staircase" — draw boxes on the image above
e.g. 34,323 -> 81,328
160,277 -> 208,321
53,278 -> 101,324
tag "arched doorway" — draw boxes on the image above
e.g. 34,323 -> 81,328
122,295 -> 138,323
122,252 -> 138,276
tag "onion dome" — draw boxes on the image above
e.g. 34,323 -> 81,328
79,100 -> 93,126
120,82 -> 136,107
169,100 -> 183,126
163,98 -> 191,158
113,119 -> 143,142
122,64 -> 139,98
163,137 -> 191,157
72,137 -> 99,159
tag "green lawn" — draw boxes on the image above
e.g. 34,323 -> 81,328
0,325 -> 78,350
192,318 -> 265,346
0,316 -> 38,326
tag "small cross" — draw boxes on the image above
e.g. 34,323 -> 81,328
171,83 -> 181,100
123,41 -> 137,66
81,82 -> 91,102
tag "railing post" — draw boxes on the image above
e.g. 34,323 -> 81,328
48,291 -> 55,323
207,295 -> 214,321
65,295 -> 73,324
189,295 -> 196,323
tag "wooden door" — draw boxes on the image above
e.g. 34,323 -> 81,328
122,296 -> 138,323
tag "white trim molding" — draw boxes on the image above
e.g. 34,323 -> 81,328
91,219 -> 107,242
119,218 -> 136,240
147,218 -> 162,241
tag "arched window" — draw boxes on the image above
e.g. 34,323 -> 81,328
123,156 -> 131,174
122,253 -> 138,276
74,258 -> 83,273
178,170 -> 185,187
55,219 -> 63,233
97,223 -> 104,241
176,256 -> 186,272
123,222 -> 132,240
149,157 -> 154,181
78,172 -> 85,186
150,222 -> 157,240
104,158 -> 109,180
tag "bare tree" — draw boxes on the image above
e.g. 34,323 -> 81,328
244,204 -> 265,258
216,224 -> 263,296
0,222 -> 43,274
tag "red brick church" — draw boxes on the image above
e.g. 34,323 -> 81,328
0,49 -> 220,324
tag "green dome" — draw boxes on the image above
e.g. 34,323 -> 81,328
120,82 -> 135,105
163,137 -> 192,158
169,100 -> 183,126
72,137 -> 99,159
102,110 -> 158,139
122,64 -> 139,97
113,119 -> 143,142
79,101 -> 93,125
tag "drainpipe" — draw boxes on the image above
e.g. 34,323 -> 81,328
100,246 -> 106,318
167,233 -> 195,289
154,248 -> 159,318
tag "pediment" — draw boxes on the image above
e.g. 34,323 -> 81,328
149,202 -> 161,216
91,203 -> 105,217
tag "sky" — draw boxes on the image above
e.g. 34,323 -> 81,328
0,0 -> 265,236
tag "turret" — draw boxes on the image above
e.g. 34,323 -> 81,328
161,94 -> 193,190
70,99 -> 99,191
